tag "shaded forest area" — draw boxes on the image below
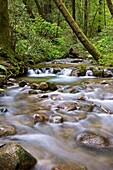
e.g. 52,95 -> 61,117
0,0 -> 113,77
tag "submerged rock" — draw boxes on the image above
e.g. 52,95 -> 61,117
49,114 -> 64,123
0,125 -> 16,137
0,142 -> 37,170
51,161 -> 87,170
33,113 -> 48,123
76,131 -> 109,149
19,80 -> 27,87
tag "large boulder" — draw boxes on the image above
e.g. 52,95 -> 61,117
76,131 -> 109,149
0,142 -> 37,170
51,161 -> 87,170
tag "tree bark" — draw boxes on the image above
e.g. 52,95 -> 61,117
53,0 -> 101,61
34,0 -> 44,18
23,0 -> 35,19
106,0 -> 113,18
84,0 -> 88,35
98,0 -> 103,32
0,0 -> 10,49
72,0 -> 76,20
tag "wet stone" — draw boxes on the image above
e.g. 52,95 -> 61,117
29,89 -> 38,94
0,88 -> 5,96
47,82 -> 58,91
51,161 -> 88,170
76,131 -> 109,149
49,114 -> 64,123
0,142 -> 37,170
103,69 -> 113,77
38,82 -> 49,91
0,125 -> 16,137
33,113 -> 48,124
0,107 -> 7,114
19,80 -> 27,87
57,102 -> 77,112
78,102 -> 94,112
30,83 -> 39,89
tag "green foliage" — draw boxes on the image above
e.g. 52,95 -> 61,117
11,9 -> 66,62
0,65 -> 7,72
91,26 -> 113,65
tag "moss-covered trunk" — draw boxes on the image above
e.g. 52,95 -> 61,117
54,0 -> 101,61
0,0 -> 10,50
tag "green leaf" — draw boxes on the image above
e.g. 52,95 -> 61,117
0,65 -> 7,72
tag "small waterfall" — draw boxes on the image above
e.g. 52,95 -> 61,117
59,68 -> 72,76
28,68 -> 72,77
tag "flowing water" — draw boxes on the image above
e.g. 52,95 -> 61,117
1,59 -> 113,170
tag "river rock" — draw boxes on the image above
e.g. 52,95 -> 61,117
33,113 -> 48,124
19,80 -> 27,87
70,64 -> 86,76
8,78 -> 16,82
0,125 -> 16,137
30,83 -> 39,89
49,114 -> 64,123
53,67 -> 61,74
0,142 -> 37,170
0,107 -> 7,114
87,66 -> 103,77
29,89 -> 38,94
76,131 -> 109,149
103,68 -> 113,77
56,102 -> 77,112
78,102 -> 94,112
0,88 -> 5,96
38,82 -> 49,91
47,82 -> 58,91
51,161 -> 87,170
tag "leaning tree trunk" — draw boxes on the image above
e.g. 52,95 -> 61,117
53,0 -> 101,61
0,0 -> 10,50
106,0 -> 113,18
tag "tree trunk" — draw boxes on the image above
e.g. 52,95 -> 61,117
98,0 -> 103,32
106,0 -> 113,18
84,0 -> 88,35
53,0 -> 101,61
34,0 -> 44,18
0,0 -> 10,49
23,0 -> 35,19
43,0 -> 52,22
72,0 -> 76,20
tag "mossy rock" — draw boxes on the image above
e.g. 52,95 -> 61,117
71,64 -> 86,76
0,142 -> 37,170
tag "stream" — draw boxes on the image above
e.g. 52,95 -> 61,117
1,58 -> 113,169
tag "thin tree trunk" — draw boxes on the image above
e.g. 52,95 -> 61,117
34,0 -> 44,18
72,0 -> 76,20
98,0 -> 103,32
106,0 -> 113,18
43,0 -> 52,21
53,0 -> 101,61
84,0 -> 88,35
23,0 -> 35,19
